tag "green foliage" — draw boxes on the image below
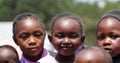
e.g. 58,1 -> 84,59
0,0 -> 119,46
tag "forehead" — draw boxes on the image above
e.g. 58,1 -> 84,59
57,18 -> 79,25
99,17 -> 120,27
17,18 -> 44,30
52,18 -> 81,31
18,18 -> 40,25
98,17 -> 120,31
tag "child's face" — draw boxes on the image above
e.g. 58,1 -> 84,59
0,48 -> 17,63
49,18 -> 83,56
97,17 -> 120,57
14,18 -> 45,57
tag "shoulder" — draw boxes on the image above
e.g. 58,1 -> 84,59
38,48 -> 58,63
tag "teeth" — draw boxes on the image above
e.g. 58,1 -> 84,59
61,44 -> 73,51
61,46 -> 72,50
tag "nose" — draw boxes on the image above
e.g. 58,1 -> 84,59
103,38 -> 111,46
63,37 -> 71,44
28,36 -> 37,46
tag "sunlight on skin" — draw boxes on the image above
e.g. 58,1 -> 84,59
25,18 -> 33,27
62,20 -> 70,27
84,53 -> 94,60
106,19 -> 114,26
0,49 -> 10,57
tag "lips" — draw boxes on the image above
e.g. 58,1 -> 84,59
61,45 -> 73,51
28,46 -> 39,52
104,47 -> 112,53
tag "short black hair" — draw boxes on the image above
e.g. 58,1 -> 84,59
13,12 -> 46,35
0,45 -> 19,62
96,9 -> 120,35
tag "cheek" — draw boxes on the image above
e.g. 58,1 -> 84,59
52,39 -> 60,48
115,39 -> 120,43
38,40 -> 44,47
112,39 -> 120,47
73,38 -> 82,45
97,41 -> 103,47
71,39 -> 81,50
110,38 -> 120,46
111,40 -> 120,56
16,38 -> 25,46
37,38 -> 44,43
52,37 -> 61,44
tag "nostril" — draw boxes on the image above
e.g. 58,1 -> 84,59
29,42 -> 36,46
103,43 -> 111,46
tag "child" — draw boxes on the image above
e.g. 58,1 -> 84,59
96,9 -> 120,63
74,46 -> 112,63
0,45 -> 20,63
0,38 -> 22,58
12,12 -> 54,63
48,12 -> 85,63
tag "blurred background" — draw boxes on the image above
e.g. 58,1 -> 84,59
0,0 -> 120,46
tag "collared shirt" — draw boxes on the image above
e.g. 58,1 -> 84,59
20,48 -> 56,63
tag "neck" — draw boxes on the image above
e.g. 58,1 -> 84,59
55,53 -> 75,63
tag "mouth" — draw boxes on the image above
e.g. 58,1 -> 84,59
28,47 -> 39,52
104,48 -> 112,53
61,45 -> 73,51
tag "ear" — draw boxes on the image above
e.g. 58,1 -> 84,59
48,34 -> 53,44
80,36 -> 85,44
13,35 -> 19,46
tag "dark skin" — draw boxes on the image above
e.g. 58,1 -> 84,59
74,50 -> 110,63
13,18 -> 45,61
49,18 -> 84,63
97,17 -> 120,57
0,48 -> 18,63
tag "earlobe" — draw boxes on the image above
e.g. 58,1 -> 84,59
13,35 -> 19,46
48,34 -> 53,44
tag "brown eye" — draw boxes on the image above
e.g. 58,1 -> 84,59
110,33 -> 120,40
34,32 -> 42,38
69,33 -> 79,39
55,33 -> 64,39
97,35 -> 105,41
110,35 -> 119,39
19,33 -> 29,40
33,31 -> 43,38
97,33 -> 105,41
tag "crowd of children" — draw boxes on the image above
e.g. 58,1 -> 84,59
0,9 -> 120,63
